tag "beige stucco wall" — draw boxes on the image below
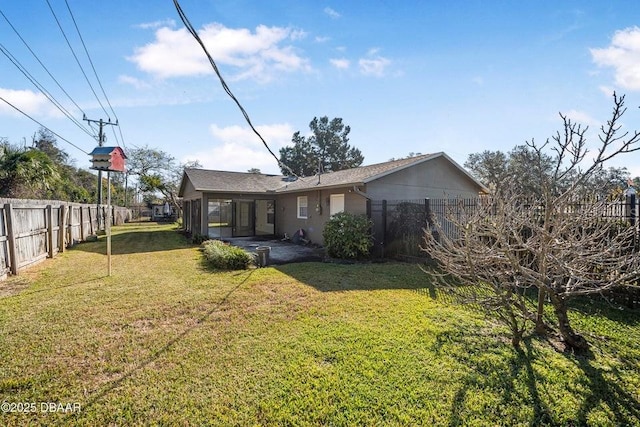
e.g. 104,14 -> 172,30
366,156 -> 482,200
276,187 -> 367,244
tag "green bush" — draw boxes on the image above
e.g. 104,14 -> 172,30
323,212 -> 373,259
190,233 -> 210,245
202,240 -> 253,270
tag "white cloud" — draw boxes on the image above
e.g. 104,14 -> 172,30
134,19 -> 176,30
0,88 -> 59,117
330,58 -> 350,69
290,29 -> 308,41
562,109 -> 599,127
129,23 -> 312,82
359,55 -> 391,77
315,36 -> 331,43
591,26 -> 640,91
183,123 -> 294,173
324,7 -> 341,19
118,75 -> 152,90
356,48 -> 391,77
598,85 -> 616,97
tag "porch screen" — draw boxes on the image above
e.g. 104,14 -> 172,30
207,199 -> 232,238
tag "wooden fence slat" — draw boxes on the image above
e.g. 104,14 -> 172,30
5,203 -> 18,275
59,205 -> 68,253
0,199 -> 131,280
80,207 -> 85,241
47,205 -> 54,258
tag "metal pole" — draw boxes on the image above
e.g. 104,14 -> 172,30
107,171 -> 112,276
84,116 -> 118,232
97,120 -> 104,232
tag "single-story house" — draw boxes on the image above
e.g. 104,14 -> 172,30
152,202 -> 176,221
178,152 -> 487,244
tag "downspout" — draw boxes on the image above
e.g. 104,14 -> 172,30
352,185 -> 370,199
352,185 -> 377,256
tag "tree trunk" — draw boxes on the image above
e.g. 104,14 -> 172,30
511,331 -> 522,348
549,293 -> 589,351
535,287 -> 548,334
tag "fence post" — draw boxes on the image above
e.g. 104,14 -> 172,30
5,203 -> 18,275
59,204 -> 67,252
80,206 -> 85,241
626,187 -> 636,226
626,187 -> 637,249
47,205 -> 54,258
68,204 -> 74,245
424,198 -> 432,227
381,200 -> 387,252
88,205 -> 94,235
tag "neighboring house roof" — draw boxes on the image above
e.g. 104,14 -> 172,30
179,152 -> 488,196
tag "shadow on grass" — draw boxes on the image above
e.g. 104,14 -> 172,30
72,269 -> 255,419
566,348 -> 640,425
71,227 -> 192,255
274,261 -> 436,292
436,327 -> 640,426
569,296 -> 640,327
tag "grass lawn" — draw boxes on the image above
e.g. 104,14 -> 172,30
1,222 -> 639,426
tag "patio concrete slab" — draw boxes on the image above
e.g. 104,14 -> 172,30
223,237 -> 325,265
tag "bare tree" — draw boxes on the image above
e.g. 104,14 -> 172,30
422,93 -> 640,351
127,145 -> 201,214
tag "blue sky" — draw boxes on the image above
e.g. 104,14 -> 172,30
2,1 -> 640,176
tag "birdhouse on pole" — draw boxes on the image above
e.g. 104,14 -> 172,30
89,146 -> 127,173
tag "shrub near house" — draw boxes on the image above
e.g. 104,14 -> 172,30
202,240 -> 253,270
323,212 -> 373,259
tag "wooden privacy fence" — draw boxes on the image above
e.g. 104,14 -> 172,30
0,198 -> 131,280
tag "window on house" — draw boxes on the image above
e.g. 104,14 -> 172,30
330,194 -> 345,216
297,196 -> 308,219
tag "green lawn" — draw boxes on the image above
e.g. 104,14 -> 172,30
0,223 -> 639,426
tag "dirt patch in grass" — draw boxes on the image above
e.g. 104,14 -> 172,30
0,276 -> 32,298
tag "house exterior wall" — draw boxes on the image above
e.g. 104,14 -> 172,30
180,180 -> 201,201
180,180 -> 204,235
179,155 -> 482,243
366,156 -> 481,200
276,187 -> 367,244
182,185 -> 367,244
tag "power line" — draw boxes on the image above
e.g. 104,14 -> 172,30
44,0 -> 111,120
0,7 -> 92,128
0,43 -> 96,138
63,0 -> 126,150
0,96 -> 89,155
172,0 -> 306,181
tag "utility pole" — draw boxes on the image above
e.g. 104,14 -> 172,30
84,115 -> 118,231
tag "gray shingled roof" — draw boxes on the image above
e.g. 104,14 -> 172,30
276,153 -> 436,192
180,152 -> 487,195
182,168 -> 286,193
